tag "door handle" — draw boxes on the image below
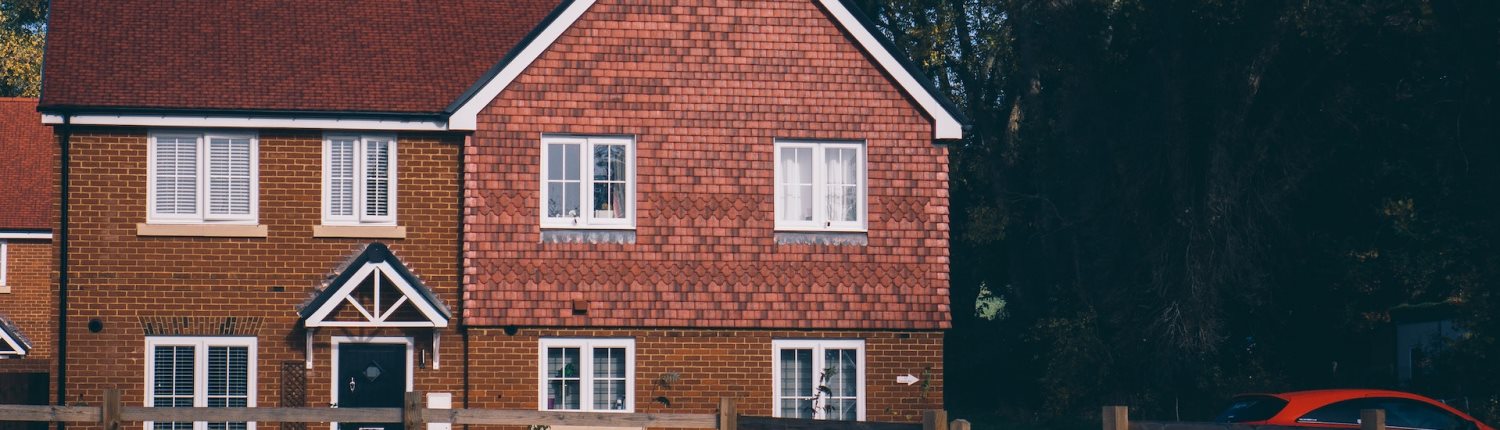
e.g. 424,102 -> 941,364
349,376 -> 357,392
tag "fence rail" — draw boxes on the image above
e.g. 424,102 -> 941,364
0,390 -> 970,430
1105,405 -> 1393,430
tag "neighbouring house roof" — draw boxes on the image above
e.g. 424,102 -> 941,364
298,242 -> 451,328
39,0 -> 562,115
0,98 -> 53,231
38,0 -> 965,139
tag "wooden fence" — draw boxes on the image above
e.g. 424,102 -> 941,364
1104,405 -> 1395,430
0,390 -> 970,430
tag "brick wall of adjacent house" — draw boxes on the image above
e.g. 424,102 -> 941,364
464,0 -> 951,330
465,328 -> 944,424
0,238 -> 54,371
59,129 -> 462,424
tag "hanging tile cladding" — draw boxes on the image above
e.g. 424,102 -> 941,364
463,0 -> 951,329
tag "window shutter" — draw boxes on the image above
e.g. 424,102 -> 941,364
152,346 -> 195,430
154,136 -> 199,216
362,139 -> 392,221
207,137 -> 253,219
327,139 -> 357,219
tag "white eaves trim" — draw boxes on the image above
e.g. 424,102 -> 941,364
0,326 -> 26,357
448,0 -> 597,131
0,231 -> 51,240
41,113 -> 448,132
303,261 -> 449,329
818,0 -> 963,139
446,0 -> 964,140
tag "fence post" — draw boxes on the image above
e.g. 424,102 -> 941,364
950,419 -> 971,430
102,389 -> 121,430
923,410 -> 948,430
1362,409 -> 1386,430
718,398 -> 737,430
405,391 -> 425,430
1103,406 -> 1129,430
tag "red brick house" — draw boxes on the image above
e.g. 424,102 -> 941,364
39,0 -> 962,428
0,97 -> 55,416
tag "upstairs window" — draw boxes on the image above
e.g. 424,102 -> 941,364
323,134 -> 397,225
774,140 -> 866,231
540,135 -> 634,229
148,132 -> 258,224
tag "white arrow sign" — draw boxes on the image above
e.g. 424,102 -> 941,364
897,374 -> 920,385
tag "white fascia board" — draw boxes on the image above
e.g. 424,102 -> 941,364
447,0 -> 598,131
446,0 -> 961,139
817,0 -> 963,140
41,113 -> 448,132
0,231 -> 51,240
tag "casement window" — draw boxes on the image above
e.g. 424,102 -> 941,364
148,132 -> 258,224
773,140 -> 866,231
144,337 -> 257,430
0,240 -> 7,290
538,338 -> 634,412
772,339 -> 865,421
323,134 -> 397,225
540,135 -> 634,228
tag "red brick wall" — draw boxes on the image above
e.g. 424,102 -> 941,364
60,129 -> 462,422
0,238 -> 54,371
464,0 -> 952,329
466,328 -> 943,424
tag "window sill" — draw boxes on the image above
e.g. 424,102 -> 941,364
137,223 -> 268,238
0,285 -> 9,294
774,231 -> 868,246
540,224 -> 636,231
313,225 -> 407,239
541,229 -> 635,244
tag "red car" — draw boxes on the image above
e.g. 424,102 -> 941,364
1216,389 -> 1493,430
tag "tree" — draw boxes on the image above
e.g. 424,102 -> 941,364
0,0 -> 46,97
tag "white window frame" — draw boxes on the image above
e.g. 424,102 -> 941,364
0,240 -> 7,289
773,140 -> 867,232
771,339 -> 866,421
537,338 -> 636,413
538,135 -> 636,229
322,133 -> 398,225
146,131 -> 260,224
143,336 -> 258,430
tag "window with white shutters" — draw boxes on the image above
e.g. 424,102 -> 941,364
148,132 -> 258,224
772,339 -> 865,421
773,140 -> 866,232
145,337 -> 257,430
540,135 -> 634,228
323,134 -> 396,225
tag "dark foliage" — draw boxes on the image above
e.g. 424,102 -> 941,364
853,0 -> 1500,424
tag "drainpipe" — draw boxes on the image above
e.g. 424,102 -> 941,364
55,113 -> 71,415
459,134 -> 471,419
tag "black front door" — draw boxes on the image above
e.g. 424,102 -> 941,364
338,343 -> 408,430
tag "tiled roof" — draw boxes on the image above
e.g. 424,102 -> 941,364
0,98 -> 52,231
39,0 -> 562,114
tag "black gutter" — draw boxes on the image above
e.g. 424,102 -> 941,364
35,106 -> 450,123
443,0 -> 580,114
55,114 -> 70,414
